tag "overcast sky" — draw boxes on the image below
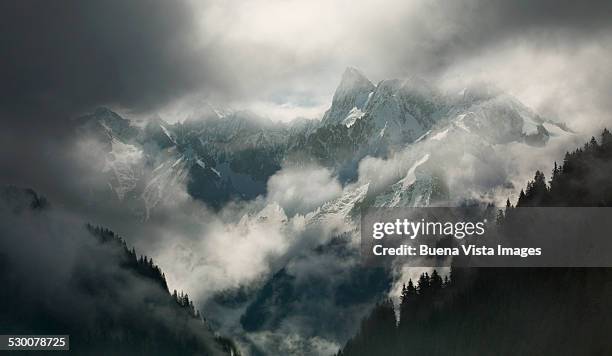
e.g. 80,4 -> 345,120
1,0 -> 612,125
2,0 -> 612,205
2,4 -> 612,351
0,0 -> 610,213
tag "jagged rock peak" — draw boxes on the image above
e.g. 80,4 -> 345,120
337,66 -> 375,92
375,75 -> 436,97
322,67 -> 375,126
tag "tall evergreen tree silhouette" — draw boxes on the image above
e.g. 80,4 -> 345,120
337,129 -> 612,356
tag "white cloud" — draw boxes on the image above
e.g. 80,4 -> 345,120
154,201 -> 305,299
437,40 -> 612,133
267,165 -> 343,216
169,0 -> 612,127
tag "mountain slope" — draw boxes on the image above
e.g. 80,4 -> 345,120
322,67 -> 376,127
66,68 -> 576,354
336,130 -> 612,356
0,186 -> 238,356
74,68 -> 570,216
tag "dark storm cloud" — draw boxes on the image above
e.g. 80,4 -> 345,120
0,0 -> 216,126
2,0 -> 611,127
0,0 -> 610,230
471,0 -> 612,31
0,0 -> 218,201
0,190 -> 227,355
374,0 -> 612,75
2,0 -> 612,111
1,3 -> 612,353
1,0 -> 610,209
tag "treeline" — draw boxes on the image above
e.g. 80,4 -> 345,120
516,128 -> 612,207
86,225 -> 170,292
0,195 -> 239,355
86,224 -> 204,320
337,129 -> 612,356
78,224 -> 240,355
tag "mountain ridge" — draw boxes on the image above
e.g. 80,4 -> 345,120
0,185 -> 239,356
75,67 -> 570,216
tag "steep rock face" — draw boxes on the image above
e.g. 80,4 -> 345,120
319,70 -> 564,155
68,68 -> 576,354
77,107 -> 139,146
305,183 -> 369,225
363,77 -> 446,145
448,89 -> 554,146
0,187 -> 236,356
373,153 -> 442,207
312,71 -> 448,166
321,67 -> 375,127
321,71 -> 447,143
77,107 -> 296,214
74,68 -> 570,216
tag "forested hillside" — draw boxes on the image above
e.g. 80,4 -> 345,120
337,129 -> 612,356
0,187 -> 238,355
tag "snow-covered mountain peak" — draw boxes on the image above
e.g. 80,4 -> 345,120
73,68 -> 572,220
321,67 -> 375,126
376,75 -> 435,97
90,107 -> 129,127
456,82 -> 503,104
76,107 -> 138,144
184,102 -> 230,122
338,66 -> 374,91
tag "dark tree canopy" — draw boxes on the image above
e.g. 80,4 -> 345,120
337,129 -> 612,356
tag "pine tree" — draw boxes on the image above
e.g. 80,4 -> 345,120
430,270 -> 443,292
549,161 -> 560,196
399,279 -> 419,328
417,273 -> 431,296
602,129 -> 612,146
400,280 -> 417,309
520,171 -> 549,206
406,279 -> 417,295
586,136 -> 598,151
517,189 -> 526,206
601,129 -> 612,159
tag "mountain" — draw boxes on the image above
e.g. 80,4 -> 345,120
0,186 -> 239,355
321,67 -> 376,127
372,153 -> 450,207
77,105 -> 326,216
64,67 -> 578,354
295,69 -> 568,186
359,77 -> 444,144
336,130 -> 612,356
305,183 -> 370,225
75,67 -> 570,216
77,107 -> 140,145
193,70 -> 575,354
